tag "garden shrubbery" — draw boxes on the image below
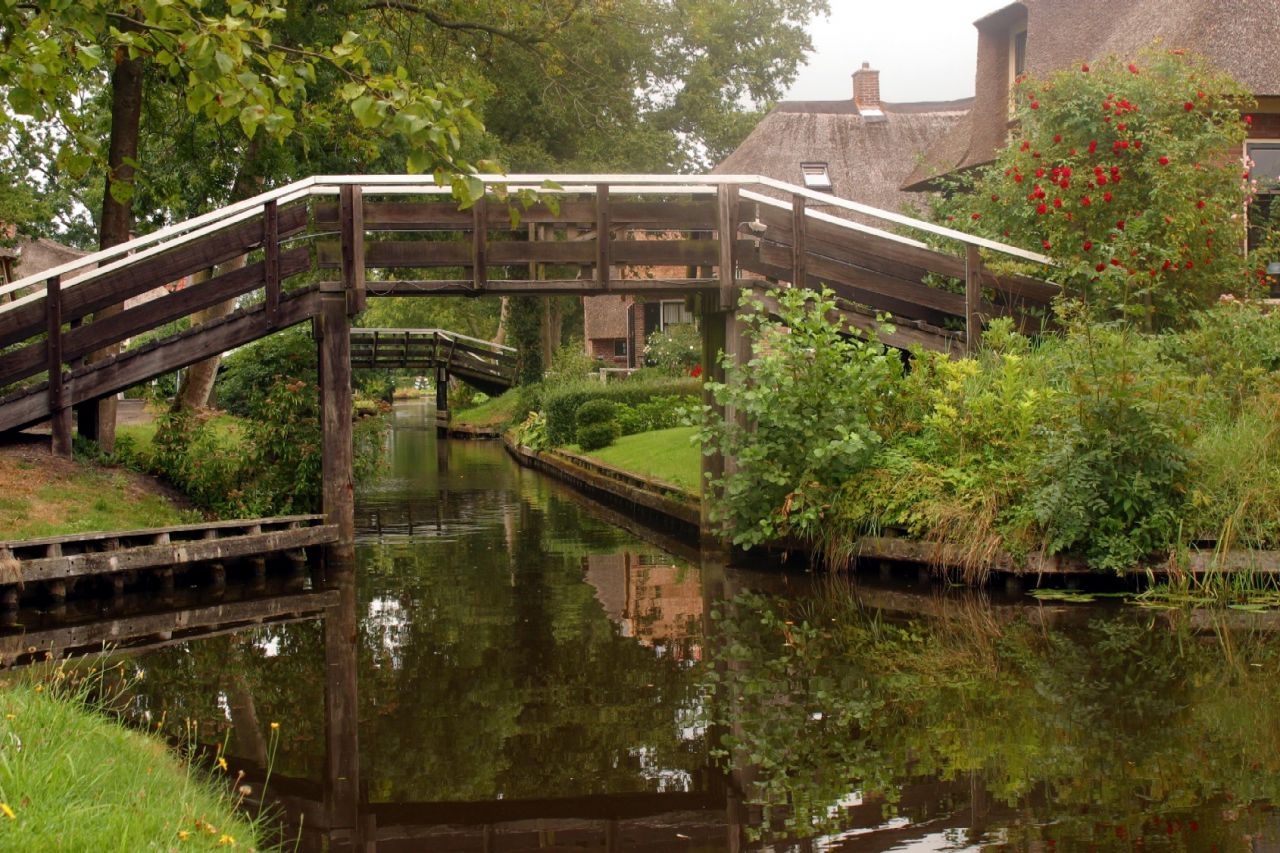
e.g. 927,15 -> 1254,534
542,377 -> 700,446
704,287 -> 1280,575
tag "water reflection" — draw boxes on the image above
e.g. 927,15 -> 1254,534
5,402 -> 1280,850
707,576 -> 1280,851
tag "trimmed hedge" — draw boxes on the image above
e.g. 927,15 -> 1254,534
543,377 -> 701,447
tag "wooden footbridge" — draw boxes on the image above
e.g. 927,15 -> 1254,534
0,174 -> 1054,553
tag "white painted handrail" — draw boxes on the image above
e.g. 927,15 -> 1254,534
1,173 -> 1052,318
353,327 -> 516,354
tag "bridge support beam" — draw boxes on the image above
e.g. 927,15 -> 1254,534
319,280 -> 355,557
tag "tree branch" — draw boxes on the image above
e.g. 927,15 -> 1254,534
361,1 -> 550,48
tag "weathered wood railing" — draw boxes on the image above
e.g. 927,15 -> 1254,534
348,328 -> 517,392
0,174 -> 1056,548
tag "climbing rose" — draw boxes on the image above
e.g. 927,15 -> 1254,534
1158,155 -> 1170,166
690,365 -> 703,378
1184,101 -> 1194,111
1128,63 -> 1139,74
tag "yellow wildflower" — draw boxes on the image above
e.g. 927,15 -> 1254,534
269,722 -> 280,730
217,756 -> 228,771
218,833 -> 236,846
32,685 -> 42,693
0,803 -> 15,820
178,830 -> 190,841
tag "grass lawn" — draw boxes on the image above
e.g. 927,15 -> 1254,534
0,445 -> 195,540
452,391 -> 523,429
0,679 -> 263,851
576,426 -> 702,495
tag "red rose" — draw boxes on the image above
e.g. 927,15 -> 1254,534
1158,155 -> 1169,166
1128,63 -> 1139,74
1053,198 -> 1063,208
1014,173 -> 1024,183
1036,203 -> 1048,214
1030,100 -> 1039,109
1197,90 -> 1206,99
1245,115 -> 1254,125
1042,240 -> 1051,250
1088,140 -> 1098,153
971,212 -> 981,220
1035,167 -> 1046,178
1103,191 -> 1113,202
1196,199 -> 1206,208
1053,133 -> 1062,143
1096,263 -> 1106,272
1117,123 -> 1127,131
1184,102 -> 1194,111
1097,175 -> 1107,185
1081,196 -> 1092,206
1069,147 -> 1077,155
1116,219 -> 1125,230
1082,63 -> 1090,72
691,365 -> 703,378
1083,240 -> 1093,250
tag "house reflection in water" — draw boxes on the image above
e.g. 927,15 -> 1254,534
583,553 -> 703,661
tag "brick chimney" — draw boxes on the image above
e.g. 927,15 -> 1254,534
852,61 -> 880,111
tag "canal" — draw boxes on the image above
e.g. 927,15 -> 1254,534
15,401 -> 1280,850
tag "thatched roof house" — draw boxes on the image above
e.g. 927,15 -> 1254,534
715,64 -> 971,218
902,0 -> 1280,190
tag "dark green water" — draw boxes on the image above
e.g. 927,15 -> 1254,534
18,401 -> 1280,850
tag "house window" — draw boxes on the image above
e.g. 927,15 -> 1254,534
1009,26 -> 1027,86
613,338 -> 628,357
1247,141 -> 1280,251
800,162 -> 833,192
660,299 -> 692,329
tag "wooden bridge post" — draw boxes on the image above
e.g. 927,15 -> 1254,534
323,563 -> 364,846
790,194 -> 807,286
699,184 -> 743,539
964,245 -> 983,355
595,183 -> 610,287
320,290 -> 356,554
339,186 -> 366,315
264,199 -> 281,327
45,275 -> 72,458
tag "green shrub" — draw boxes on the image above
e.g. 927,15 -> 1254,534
615,405 -> 646,436
216,326 -> 316,418
577,420 -> 621,451
542,377 -> 701,446
574,398 -> 618,427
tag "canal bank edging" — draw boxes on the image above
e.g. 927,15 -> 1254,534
501,435 -> 701,530
498,434 -> 1280,585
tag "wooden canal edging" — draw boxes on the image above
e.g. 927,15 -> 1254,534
502,435 -> 701,531
0,515 -> 336,605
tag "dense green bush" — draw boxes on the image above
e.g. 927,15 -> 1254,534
216,326 -> 317,418
574,398 -> 618,426
615,395 -> 698,435
140,377 -> 387,517
576,420 -> 621,451
542,377 -> 701,446
702,285 -> 1280,574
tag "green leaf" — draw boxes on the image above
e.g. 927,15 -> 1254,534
350,94 -> 380,128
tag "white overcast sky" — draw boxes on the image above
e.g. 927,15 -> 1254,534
785,0 -> 1007,103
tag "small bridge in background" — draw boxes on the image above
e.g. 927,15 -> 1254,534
0,174 -> 1056,554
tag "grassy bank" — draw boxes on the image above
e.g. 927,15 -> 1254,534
451,391 -> 525,430
0,676 -> 263,850
0,443 -> 194,540
575,426 -> 701,495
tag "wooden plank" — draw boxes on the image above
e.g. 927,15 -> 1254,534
791,194 -> 806,287
319,281 -> 355,551
0,205 -> 307,349
753,204 -> 1059,304
0,290 -> 321,435
965,245 -> 982,353
264,200 -> 280,326
318,238 -> 719,269
2,514 -> 322,551
314,199 -> 718,230
369,278 -> 722,296
471,196 -> 487,291
717,185 -> 739,304
596,184 -> 610,288
340,185 -> 366,315
12,525 -> 338,583
45,275 -> 71,458
0,249 -> 310,388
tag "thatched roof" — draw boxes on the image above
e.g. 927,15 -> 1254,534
715,96 -> 971,219
903,0 -> 1280,190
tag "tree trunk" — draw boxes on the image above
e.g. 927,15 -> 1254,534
78,41 -> 144,452
492,296 -> 510,346
173,137 -> 265,411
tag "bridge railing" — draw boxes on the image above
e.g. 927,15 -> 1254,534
0,174 -> 1059,447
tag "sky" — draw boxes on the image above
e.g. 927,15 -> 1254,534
785,0 -> 1007,103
